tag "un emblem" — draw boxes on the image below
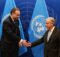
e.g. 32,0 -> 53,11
31,15 -> 46,39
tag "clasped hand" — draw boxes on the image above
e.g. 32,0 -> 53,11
18,40 -> 31,47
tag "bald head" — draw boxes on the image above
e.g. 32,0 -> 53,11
46,17 -> 55,30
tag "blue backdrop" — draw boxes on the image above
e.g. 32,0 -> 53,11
0,0 -> 60,57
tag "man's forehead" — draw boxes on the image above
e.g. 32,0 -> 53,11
46,19 -> 51,22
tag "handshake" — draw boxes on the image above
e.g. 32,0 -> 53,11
18,40 -> 32,47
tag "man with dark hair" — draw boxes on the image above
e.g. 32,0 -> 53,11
31,17 -> 60,57
1,8 -> 31,57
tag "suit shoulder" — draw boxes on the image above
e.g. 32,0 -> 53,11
3,16 -> 11,24
55,28 -> 60,35
56,28 -> 60,32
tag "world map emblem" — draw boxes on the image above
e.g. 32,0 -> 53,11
31,15 -> 46,39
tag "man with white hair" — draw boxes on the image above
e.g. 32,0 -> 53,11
31,17 -> 60,57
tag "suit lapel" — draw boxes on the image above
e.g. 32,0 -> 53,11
47,28 -> 57,43
9,16 -> 19,28
9,16 -> 15,25
44,30 -> 49,43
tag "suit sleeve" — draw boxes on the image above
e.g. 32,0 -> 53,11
58,30 -> 60,57
3,21 -> 20,42
31,30 -> 48,47
31,37 -> 44,47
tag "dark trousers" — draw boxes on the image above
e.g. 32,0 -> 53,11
1,42 -> 19,57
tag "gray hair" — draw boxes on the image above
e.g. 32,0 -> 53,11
46,17 -> 55,25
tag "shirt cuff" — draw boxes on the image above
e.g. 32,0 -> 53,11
20,39 -> 24,46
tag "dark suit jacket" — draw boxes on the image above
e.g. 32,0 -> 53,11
1,16 -> 21,57
31,27 -> 60,57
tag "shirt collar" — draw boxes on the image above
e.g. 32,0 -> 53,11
50,26 -> 55,32
10,15 -> 14,22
